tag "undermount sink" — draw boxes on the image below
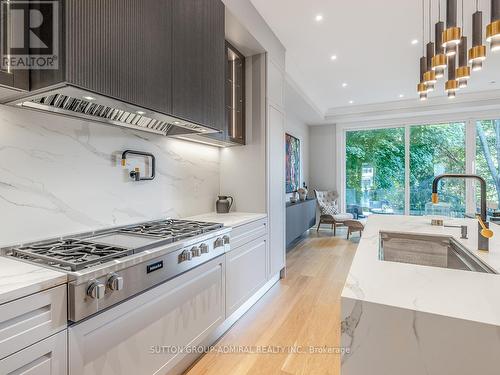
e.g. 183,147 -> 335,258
379,231 -> 496,274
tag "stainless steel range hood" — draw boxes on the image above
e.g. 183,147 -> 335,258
2,84 -> 219,137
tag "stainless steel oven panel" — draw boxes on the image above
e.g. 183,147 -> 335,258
68,239 -> 225,322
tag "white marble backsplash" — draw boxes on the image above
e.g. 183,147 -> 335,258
0,105 -> 220,246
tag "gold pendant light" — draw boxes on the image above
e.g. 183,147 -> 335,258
442,0 -> 461,56
445,54 -> 459,97
418,82 -> 428,100
423,65 -> 437,91
486,0 -> 500,51
432,12 -> 447,78
456,1 -> 470,88
456,37 -> 471,87
419,55 -> 429,99
424,0 -> 437,90
469,2 -> 487,70
417,0 -> 498,100
418,0 -> 428,100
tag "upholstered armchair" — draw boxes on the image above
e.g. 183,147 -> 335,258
314,190 -> 354,236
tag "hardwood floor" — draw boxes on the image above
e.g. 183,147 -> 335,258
185,229 -> 358,375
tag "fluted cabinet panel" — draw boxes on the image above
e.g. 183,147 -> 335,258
172,0 -> 225,131
65,0 -> 172,114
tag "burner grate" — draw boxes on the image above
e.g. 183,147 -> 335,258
120,219 -> 222,240
10,239 -> 133,271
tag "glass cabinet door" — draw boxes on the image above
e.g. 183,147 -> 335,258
225,42 -> 245,144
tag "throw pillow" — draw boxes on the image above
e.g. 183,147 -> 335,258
321,204 -> 339,216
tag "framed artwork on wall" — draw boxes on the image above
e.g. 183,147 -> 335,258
285,133 -> 300,193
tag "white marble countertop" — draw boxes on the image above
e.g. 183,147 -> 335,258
342,215 -> 500,326
185,212 -> 267,228
0,257 -> 67,305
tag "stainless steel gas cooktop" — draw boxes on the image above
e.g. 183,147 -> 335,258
7,219 -> 223,272
4,218 -> 230,322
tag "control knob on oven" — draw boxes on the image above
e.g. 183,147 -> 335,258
214,237 -> 224,248
191,246 -> 201,257
179,249 -> 192,262
200,243 -> 209,254
87,281 -> 105,300
107,273 -> 124,291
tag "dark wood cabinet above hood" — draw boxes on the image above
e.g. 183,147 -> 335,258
172,0 -> 225,133
64,0 -> 173,116
1,0 -> 226,140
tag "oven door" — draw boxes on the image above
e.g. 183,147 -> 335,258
68,255 -> 225,375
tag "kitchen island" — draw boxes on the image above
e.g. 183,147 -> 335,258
341,215 -> 500,375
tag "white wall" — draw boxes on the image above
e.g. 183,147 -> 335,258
220,54 -> 267,213
222,0 -> 285,69
221,0 -> 285,215
0,105 -> 220,247
266,56 -> 286,276
309,124 -> 337,193
284,76 -> 322,198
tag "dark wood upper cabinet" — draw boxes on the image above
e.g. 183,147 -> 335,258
0,3 -> 29,91
63,0 -> 172,114
172,0 -> 225,132
2,0 -> 228,136
0,69 -> 29,91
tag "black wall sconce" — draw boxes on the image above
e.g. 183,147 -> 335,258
121,150 -> 156,181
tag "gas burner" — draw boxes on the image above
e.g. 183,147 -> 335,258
120,219 -> 222,240
10,239 -> 132,271
6,219 -> 224,273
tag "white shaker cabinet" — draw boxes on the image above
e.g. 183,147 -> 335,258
226,219 -> 268,315
0,284 -> 67,360
68,255 -> 225,375
226,237 -> 267,315
0,330 -> 67,375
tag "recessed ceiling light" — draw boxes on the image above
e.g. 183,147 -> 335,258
83,96 -> 95,101
173,121 -> 181,125
342,83 -> 348,88
411,39 -> 419,45
349,100 -> 354,104
315,14 -> 323,22
330,55 -> 337,61
136,110 -> 146,115
399,94 -> 405,98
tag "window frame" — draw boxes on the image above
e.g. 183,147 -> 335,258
339,114 -> 500,216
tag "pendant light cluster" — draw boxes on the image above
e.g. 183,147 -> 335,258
417,0 -> 499,100
488,0 -> 500,50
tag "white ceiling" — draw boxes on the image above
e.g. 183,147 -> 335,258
250,0 -> 500,116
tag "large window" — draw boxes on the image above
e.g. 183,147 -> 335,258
410,122 -> 466,217
476,119 -> 500,213
344,121 -> 480,217
346,128 -> 405,215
